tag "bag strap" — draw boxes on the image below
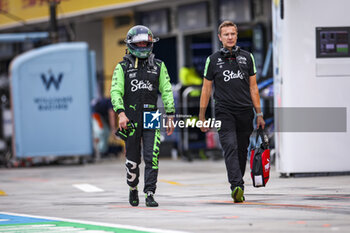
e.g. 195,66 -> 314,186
255,127 -> 269,149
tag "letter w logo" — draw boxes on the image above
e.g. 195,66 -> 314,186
41,73 -> 63,91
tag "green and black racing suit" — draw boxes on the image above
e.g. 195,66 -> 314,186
110,54 -> 175,194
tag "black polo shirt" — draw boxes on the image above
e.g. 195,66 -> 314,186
204,49 -> 256,112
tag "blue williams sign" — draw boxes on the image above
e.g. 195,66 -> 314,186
10,42 -> 93,157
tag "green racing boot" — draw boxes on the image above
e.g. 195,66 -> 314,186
129,187 -> 139,206
145,191 -> 159,207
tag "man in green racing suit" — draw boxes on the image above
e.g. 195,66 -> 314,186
110,25 -> 175,207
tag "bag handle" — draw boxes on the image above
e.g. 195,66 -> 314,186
255,127 -> 269,149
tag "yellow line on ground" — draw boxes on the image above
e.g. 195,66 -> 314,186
0,190 -> 7,196
159,179 -> 185,186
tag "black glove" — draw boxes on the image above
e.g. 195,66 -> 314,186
115,121 -> 136,141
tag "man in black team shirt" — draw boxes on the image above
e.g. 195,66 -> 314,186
199,21 -> 265,203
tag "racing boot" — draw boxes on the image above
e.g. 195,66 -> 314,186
145,191 -> 158,207
129,187 -> 139,206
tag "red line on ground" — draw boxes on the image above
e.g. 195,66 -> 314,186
109,205 -> 191,213
303,194 -> 350,199
288,221 -> 307,225
202,200 -> 331,210
223,216 -> 239,219
11,177 -> 49,182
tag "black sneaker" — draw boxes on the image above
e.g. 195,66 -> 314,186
129,187 -> 139,206
145,192 -> 158,207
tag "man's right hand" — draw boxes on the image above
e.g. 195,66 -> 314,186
118,112 -> 129,130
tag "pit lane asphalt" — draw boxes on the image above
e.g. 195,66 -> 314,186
1,156 -> 349,232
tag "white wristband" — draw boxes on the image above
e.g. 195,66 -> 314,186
256,112 -> 263,117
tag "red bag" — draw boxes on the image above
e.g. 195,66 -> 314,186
250,128 -> 270,187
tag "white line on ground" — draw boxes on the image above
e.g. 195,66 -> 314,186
72,184 -> 104,193
0,212 -> 189,233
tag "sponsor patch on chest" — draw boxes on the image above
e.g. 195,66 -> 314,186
131,79 -> 153,92
129,72 -> 137,78
216,57 -> 225,66
236,56 -> 247,65
223,70 -> 244,81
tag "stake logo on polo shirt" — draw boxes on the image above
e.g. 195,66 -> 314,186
223,70 -> 244,81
